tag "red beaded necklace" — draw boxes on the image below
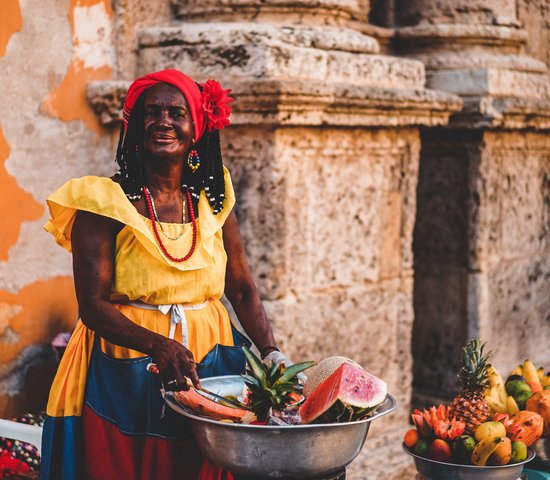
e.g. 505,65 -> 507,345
143,186 -> 197,262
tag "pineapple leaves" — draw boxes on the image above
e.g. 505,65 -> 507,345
241,374 -> 261,389
241,346 -> 315,421
278,361 -> 316,384
243,346 -> 265,378
268,362 -> 282,383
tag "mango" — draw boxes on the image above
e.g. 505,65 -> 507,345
510,441 -> 528,463
474,421 -> 507,442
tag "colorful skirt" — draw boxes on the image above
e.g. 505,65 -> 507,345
40,299 -> 250,480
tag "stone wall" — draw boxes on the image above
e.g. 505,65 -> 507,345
0,0 -> 548,479
395,0 -> 550,406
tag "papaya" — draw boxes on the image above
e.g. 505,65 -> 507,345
505,410 -> 544,447
525,390 -> 550,436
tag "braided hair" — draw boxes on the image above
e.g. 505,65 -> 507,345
114,86 -> 226,214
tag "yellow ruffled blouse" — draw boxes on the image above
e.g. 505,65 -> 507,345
44,167 -> 236,417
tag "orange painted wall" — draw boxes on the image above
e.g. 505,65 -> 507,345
0,277 -> 78,417
43,0 -> 113,133
0,0 -> 114,417
0,128 -> 44,261
0,0 -> 22,57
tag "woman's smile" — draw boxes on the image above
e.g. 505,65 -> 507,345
150,132 -> 179,143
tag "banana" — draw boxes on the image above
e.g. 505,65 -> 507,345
510,365 -> 523,376
471,436 -> 504,466
543,373 -> 550,389
506,395 -> 520,415
488,365 -> 507,404
484,387 -> 507,413
537,367 -> 544,382
523,359 -> 541,385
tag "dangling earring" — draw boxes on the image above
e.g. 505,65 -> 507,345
187,147 -> 200,173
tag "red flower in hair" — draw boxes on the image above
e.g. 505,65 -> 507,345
200,79 -> 234,131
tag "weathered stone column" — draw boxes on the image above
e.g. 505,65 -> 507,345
89,2 -> 460,477
394,0 -> 550,403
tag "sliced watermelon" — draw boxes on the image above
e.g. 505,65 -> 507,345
299,362 -> 387,424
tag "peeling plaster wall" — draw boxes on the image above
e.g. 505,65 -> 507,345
0,0 -> 114,417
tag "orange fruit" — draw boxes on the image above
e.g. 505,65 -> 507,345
427,439 -> 452,462
404,428 -> 419,448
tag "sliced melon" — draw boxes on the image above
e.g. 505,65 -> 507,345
303,356 -> 360,397
299,362 -> 387,424
174,388 -> 251,422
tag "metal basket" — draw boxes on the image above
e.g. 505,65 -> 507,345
403,444 -> 536,480
165,375 -> 396,478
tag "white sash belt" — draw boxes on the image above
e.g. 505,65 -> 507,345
121,299 -> 209,348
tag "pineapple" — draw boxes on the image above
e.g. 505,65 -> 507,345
242,347 -> 315,422
448,339 -> 492,434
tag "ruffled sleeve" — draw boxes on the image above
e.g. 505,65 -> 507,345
44,167 -> 235,272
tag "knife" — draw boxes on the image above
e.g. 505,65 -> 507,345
194,387 -> 253,411
147,362 -> 251,410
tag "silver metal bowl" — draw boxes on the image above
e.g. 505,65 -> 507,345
532,436 -> 550,469
165,375 -> 396,478
403,444 -> 536,480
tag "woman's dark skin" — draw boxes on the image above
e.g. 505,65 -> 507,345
71,84 -> 277,391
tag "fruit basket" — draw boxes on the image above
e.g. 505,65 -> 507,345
403,444 -> 535,480
165,375 -> 396,479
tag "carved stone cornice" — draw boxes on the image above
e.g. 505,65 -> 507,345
86,81 -> 130,127
448,96 -> 550,130
395,24 -> 527,56
393,9 -> 550,131
87,78 -> 462,128
171,0 -> 370,26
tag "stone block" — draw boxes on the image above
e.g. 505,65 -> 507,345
224,127 -> 420,299
137,23 -> 429,89
171,0 -> 370,25
112,0 -> 172,78
481,254 -> 550,370
396,24 -> 527,57
427,68 -> 550,98
469,132 -> 550,268
396,0 -> 518,27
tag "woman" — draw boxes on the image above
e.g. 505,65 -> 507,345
41,69 -> 288,479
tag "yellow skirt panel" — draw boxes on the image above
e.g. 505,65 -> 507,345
46,298 -> 234,418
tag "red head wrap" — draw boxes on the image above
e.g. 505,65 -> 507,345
122,69 -> 233,143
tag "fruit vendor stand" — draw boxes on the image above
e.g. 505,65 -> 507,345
403,339 -> 550,480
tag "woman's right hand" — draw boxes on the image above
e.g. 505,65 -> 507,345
151,337 -> 201,391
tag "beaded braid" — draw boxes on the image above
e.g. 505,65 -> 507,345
114,87 -> 226,213
114,95 -> 146,200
